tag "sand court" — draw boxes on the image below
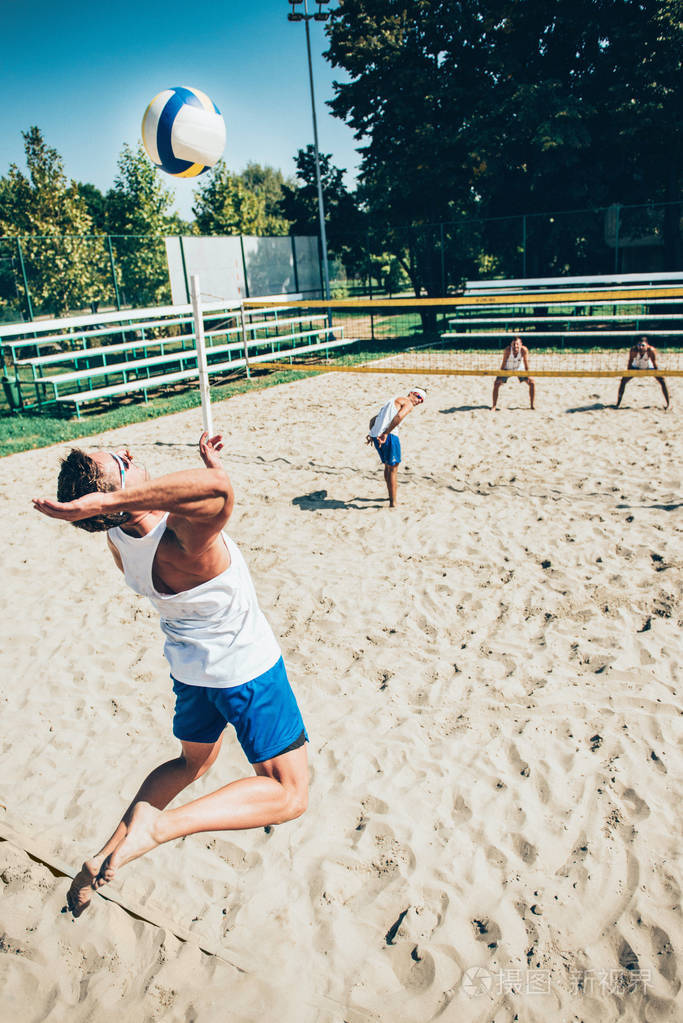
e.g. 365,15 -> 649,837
0,371 -> 681,1022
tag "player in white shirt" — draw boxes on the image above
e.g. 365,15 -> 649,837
491,336 -> 535,410
33,432 -> 308,916
615,336 -> 670,408
366,387 -> 426,507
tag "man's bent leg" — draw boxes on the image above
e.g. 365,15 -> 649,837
528,378 -> 535,410
95,744 -> 309,885
657,376 -> 670,408
67,737 -> 223,915
491,379 -> 502,410
615,377 -> 629,407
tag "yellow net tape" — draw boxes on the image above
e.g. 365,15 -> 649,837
245,287 -> 683,309
255,362 -> 683,378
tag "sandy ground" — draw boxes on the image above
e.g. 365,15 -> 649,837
0,370 -> 680,1023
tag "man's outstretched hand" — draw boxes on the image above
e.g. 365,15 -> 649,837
32,491 -> 104,522
198,431 -> 224,469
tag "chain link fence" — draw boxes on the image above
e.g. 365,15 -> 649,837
329,200 -> 683,297
1,201 -> 680,322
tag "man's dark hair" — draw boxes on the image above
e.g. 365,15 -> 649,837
57,449 -> 129,533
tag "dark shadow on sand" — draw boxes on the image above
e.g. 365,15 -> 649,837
293,490 -> 384,511
616,502 -> 682,512
439,405 -> 491,414
565,403 -> 610,413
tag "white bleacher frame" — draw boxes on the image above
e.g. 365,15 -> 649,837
0,295 -> 361,416
439,272 -> 683,352
464,271 -> 683,292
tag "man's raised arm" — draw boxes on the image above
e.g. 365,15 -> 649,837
33,432 -> 234,529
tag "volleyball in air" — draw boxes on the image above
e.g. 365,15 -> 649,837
141,86 -> 226,178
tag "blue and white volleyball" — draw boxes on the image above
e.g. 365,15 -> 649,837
141,86 -> 226,178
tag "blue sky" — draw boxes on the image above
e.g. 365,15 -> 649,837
2,0 -> 360,221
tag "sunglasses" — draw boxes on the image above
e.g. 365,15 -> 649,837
110,451 -> 128,489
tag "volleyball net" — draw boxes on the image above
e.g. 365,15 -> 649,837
244,288 -> 683,379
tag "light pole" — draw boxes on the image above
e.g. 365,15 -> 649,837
287,0 -> 332,302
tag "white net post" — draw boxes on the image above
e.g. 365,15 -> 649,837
190,275 -> 214,436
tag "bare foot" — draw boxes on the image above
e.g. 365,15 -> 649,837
95,802 -> 163,888
66,856 -> 106,917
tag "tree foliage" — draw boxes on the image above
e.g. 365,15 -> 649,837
239,163 -> 292,234
105,144 -> 176,306
0,127 -> 101,315
279,145 -> 366,279
325,0 -> 683,285
192,162 -> 269,235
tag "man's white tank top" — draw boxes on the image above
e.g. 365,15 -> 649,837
370,399 -> 398,438
632,350 -> 654,370
504,349 -> 524,371
108,514 -> 281,688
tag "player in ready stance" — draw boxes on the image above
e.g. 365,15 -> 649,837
491,336 -> 535,411
615,336 -> 670,409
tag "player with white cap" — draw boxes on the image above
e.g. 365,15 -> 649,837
366,387 -> 426,507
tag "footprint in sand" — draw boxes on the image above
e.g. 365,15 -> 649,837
620,786 -> 651,822
472,917 -> 502,948
507,741 -> 531,778
511,833 -> 538,865
649,925 -> 679,989
388,943 -> 437,993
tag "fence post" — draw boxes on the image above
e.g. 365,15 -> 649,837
16,238 -> 33,321
522,215 -> 527,278
239,236 -> 250,299
179,235 -> 191,303
107,235 -> 122,310
240,300 -> 251,380
440,222 -> 446,295
367,233 -> 375,341
189,274 -> 214,436
290,236 -> 300,294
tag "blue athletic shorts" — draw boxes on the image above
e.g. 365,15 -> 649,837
171,656 -> 307,764
373,433 -> 401,465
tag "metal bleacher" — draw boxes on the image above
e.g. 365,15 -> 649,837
442,271 -> 683,348
1,295 -> 354,417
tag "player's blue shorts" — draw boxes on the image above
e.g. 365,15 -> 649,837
373,433 -> 401,465
171,656 -> 307,763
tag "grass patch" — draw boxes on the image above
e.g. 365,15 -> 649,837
0,367 -> 314,457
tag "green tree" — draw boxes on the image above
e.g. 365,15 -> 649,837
77,182 -> 108,232
325,0 -> 683,284
105,143 -> 176,306
239,163 -> 292,234
192,162 -> 268,235
0,127 -> 104,316
279,146 -> 365,280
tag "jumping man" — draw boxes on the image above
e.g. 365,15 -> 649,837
615,335 -> 670,409
366,388 -> 426,507
491,336 -> 535,411
32,432 -> 308,916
